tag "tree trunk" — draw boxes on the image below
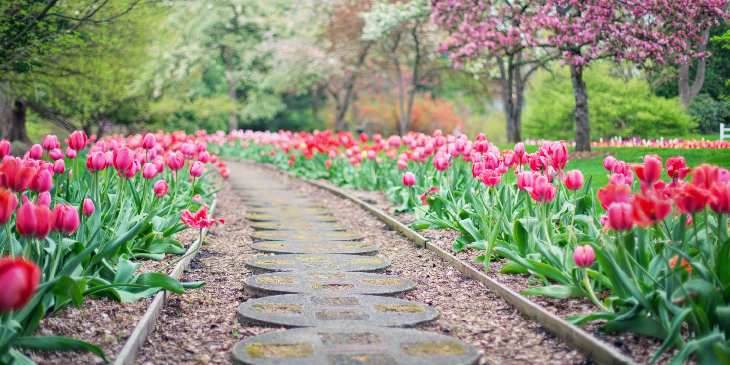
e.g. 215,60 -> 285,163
9,100 -> 28,143
678,28 -> 710,107
333,44 -> 371,131
220,45 -> 239,132
402,25 -> 421,136
570,64 -> 591,152
499,56 -> 523,143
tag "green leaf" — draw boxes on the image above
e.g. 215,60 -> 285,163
14,336 -> 108,363
499,261 -> 528,274
521,285 -> 583,299
512,220 -> 529,256
603,316 -> 668,339
182,281 -> 205,289
135,272 -> 184,294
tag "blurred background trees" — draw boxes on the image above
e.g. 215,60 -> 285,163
1,0 -> 729,147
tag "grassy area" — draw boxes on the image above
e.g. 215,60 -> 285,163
567,147 -> 730,187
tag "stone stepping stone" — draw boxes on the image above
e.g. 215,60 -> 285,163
231,326 -> 479,365
237,294 -> 438,328
252,241 -> 378,255
245,212 -> 337,223
252,230 -> 363,242
247,207 -> 334,216
250,221 -> 346,232
244,272 -> 415,296
245,254 -> 390,272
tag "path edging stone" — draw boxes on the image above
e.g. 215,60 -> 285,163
247,161 -> 637,365
113,197 -> 219,365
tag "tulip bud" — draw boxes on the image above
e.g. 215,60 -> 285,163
42,135 -> 60,151
166,152 -> 184,171
0,257 -> 41,312
65,147 -> 77,159
86,151 -> 107,172
189,161 -> 204,177
402,172 -> 416,187
37,192 -> 51,207
573,245 -> 595,268
48,148 -> 64,161
113,148 -> 134,174
153,180 -> 168,197
82,198 -> 95,216
30,169 -> 52,193
16,196 -> 53,238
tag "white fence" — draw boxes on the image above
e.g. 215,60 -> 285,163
722,123 -> 730,141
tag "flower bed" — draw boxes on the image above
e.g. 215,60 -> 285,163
218,129 -> 730,364
0,130 -> 226,364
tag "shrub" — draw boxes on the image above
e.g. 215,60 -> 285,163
524,63 -> 695,140
687,94 -> 730,134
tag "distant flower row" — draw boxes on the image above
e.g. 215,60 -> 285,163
524,136 -> 730,150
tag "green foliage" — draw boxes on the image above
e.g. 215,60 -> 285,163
524,63 -> 694,140
688,94 -> 730,134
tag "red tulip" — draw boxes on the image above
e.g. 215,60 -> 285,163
480,169 -> 501,187
142,133 -> 157,150
0,257 -> 41,312
573,245 -> 595,268
632,193 -> 672,227
153,180 -> 168,197
68,130 -> 88,151
37,192 -> 51,207
0,158 -> 37,192
189,161 -> 204,178
180,206 -> 221,229
113,147 -> 134,174
402,172 -> 416,187
633,155 -> 662,189
528,175 -> 556,203
607,202 -> 633,231
82,198 -> 95,217
596,183 -> 631,210
52,204 -> 80,234
710,183 -> 730,214
16,196 -> 53,238
669,255 -> 692,274
692,164 -> 719,190
42,135 -> 60,151
0,188 -> 18,224
674,184 -> 710,214
667,156 -> 690,181
0,140 -> 11,158
563,170 -> 584,191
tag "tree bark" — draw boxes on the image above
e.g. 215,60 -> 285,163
678,28 -> 710,107
402,25 -> 421,136
333,43 -> 371,131
499,56 -> 525,143
570,63 -> 591,152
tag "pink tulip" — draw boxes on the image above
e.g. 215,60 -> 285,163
607,202 -> 633,231
113,148 -> 134,174
42,135 -> 60,151
189,161 -> 204,178
166,152 -> 184,171
573,245 -> 595,268
53,159 -> 65,174
37,192 -> 51,207
528,175 -> 556,203
82,198 -> 95,216
563,170 -> 584,191
516,171 -> 535,191
180,143 -> 196,158
30,169 -> 52,193
28,144 -> 42,160
433,154 -> 449,171
0,140 -> 11,158
52,204 -> 80,234
65,147 -> 77,159
603,156 -> 617,171
0,257 -> 41,312
153,180 -> 168,197
142,133 -> 157,150
16,196 -> 53,238
142,163 -> 158,179
86,151 -> 107,172
68,130 -> 88,151
402,172 -> 416,187
48,148 -> 64,160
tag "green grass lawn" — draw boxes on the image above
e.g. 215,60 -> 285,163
567,147 -> 730,187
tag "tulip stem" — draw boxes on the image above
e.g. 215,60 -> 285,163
582,271 -> 609,312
